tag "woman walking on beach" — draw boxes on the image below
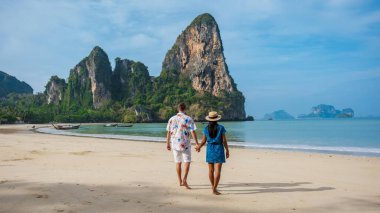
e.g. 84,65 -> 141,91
197,111 -> 229,195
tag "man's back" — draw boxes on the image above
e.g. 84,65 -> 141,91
167,112 -> 196,151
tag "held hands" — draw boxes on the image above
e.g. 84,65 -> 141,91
166,143 -> 171,151
195,144 -> 201,152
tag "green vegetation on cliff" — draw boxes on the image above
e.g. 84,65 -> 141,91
0,70 -> 33,97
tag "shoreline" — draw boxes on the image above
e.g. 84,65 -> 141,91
34,125 -> 380,158
1,124 -> 380,212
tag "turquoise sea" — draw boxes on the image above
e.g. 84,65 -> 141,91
39,119 -> 380,157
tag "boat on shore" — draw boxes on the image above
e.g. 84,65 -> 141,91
104,123 -> 117,127
116,124 -> 133,128
103,123 -> 133,128
51,123 -> 81,130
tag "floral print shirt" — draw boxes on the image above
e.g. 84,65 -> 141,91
166,112 -> 197,151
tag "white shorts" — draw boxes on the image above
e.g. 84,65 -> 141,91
172,148 -> 191,163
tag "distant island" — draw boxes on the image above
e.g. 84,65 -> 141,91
0,13 -> 248,124
298,104 -> 354,119
264,110 -> 295,120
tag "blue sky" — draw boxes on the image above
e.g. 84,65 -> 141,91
1,0 -> 379,117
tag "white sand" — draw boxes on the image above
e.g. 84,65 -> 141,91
1,124 -> 380,213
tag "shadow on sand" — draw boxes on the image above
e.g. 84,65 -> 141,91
191,181 -> 335,195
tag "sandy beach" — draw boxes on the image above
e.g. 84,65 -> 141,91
0,124 -> 380,213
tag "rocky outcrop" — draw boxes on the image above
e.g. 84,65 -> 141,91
45,76 -> 66,104
264,110 -> 295,120
162,13 -> 235,96
298,104 -> 354,118
161,13 -> 246,120
65,46 -> 112,108
0,70 -> 33,97
111,57 -> 152,103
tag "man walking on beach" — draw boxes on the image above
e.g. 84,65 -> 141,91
166,103 -> 199,189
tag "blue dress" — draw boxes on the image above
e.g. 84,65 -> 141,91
203,125 -> 226,163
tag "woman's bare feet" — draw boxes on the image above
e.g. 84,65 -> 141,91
212,189 -> 221,195
182,181 -> 191,189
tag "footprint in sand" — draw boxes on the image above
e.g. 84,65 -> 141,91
35,194 -> 49,199
81,201 -> 92,205
70,151 -> 93,155
0,180 -> 8,184
54,207 -> 65,212
30,150 -> 44,155
3,157 -> 34,162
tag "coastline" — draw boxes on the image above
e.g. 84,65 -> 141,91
35,124 -> 380,157
1,124 -> 380,212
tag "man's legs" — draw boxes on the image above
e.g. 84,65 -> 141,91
182,162 -> 191,189
176,162 -> 182,186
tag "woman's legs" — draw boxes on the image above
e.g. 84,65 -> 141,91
212,163 -> 223,195
208,163 -> 215,187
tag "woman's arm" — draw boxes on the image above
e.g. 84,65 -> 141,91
197,135 -> 207,151
222,134 -> 229,158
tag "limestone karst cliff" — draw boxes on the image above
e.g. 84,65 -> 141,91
161,13 -> 246,120
45,76 -> 66,104
64,46 -> 112,109
162,13 -> 235,96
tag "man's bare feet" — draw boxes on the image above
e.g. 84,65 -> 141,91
182,181 -> 191,189
212,190 -> 221,195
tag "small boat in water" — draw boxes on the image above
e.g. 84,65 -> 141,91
104,123 -> 117,127
116,124 -> 133,128
52,123 -> 80,130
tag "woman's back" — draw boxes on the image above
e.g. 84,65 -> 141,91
204,123 -> 226,144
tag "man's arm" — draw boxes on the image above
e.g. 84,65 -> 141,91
166,131 -> 171,151
191,131 -> 199,146
191,130 -> 199,152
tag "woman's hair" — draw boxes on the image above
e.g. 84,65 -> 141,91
208,121 -> 218,138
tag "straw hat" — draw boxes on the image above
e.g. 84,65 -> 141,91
205,111 -> 222,121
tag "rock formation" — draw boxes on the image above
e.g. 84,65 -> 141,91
162,13 -> 235,96
264,110 -> 295,120
298,104 -> 354,118
0,70 -> 33,97
45,76 -> 66,104
64,46 -> 112,108
111,57 -> 152,103
40,13 -> 246,122
160,13 -> 246,120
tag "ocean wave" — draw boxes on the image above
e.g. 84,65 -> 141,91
36,127 -> 380,156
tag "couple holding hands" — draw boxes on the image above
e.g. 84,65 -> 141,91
166,103 -> 230,195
